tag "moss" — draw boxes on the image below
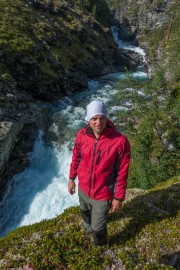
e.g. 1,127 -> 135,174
150,176 -> 180,191
107,179 -> 180,269
39,61 -> 60,79
117,216 -> 179,269
0,0 -> 36,51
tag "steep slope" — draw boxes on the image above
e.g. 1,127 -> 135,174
110,0 -> 179,77
1,0 -> 118,100
0,177 -> 179,269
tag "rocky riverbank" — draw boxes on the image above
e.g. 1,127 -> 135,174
0,75 -> 46,198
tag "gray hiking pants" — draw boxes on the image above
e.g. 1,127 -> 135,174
78,187 -> 111,246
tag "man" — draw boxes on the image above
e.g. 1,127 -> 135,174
68,100 -> 130,246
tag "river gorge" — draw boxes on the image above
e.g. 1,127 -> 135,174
0,31 -> 147,237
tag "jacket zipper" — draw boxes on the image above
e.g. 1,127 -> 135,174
96,149 -> 101,165
88,138 -> 98,197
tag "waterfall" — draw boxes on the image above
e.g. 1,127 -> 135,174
111,26 -> 146,62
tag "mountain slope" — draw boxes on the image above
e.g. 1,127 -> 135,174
0,177 -> 179,269
0,0 -> 119,100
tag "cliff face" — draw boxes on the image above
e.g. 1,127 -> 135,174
111,0 -> 179,76
112,0 -> 175,42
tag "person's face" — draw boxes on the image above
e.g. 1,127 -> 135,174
89,115 -> 107,136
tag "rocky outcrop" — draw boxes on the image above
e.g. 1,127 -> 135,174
112,0 -> 175,42
111,0 -> 177,76
116,49 -> 144,71
0,74 -> 49,198
0,121 -> 23,177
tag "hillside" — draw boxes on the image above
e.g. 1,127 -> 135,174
0,0 -> 117,101
0,177 -> 179,269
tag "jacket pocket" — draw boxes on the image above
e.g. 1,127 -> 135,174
96,149 -> 101,165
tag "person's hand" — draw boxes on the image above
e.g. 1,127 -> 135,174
68,179 -> 76,195
110,199 -> 122,212
23,263 -> 34,270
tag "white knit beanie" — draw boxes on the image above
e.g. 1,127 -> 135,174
85,100 -> 107,122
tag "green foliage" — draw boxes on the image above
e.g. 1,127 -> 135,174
93,0 -> 110,27
0,207 -> 110,269
147,25 -> 167,56
0,0 -> 35,51
0,178 -> 179,269
105,0 -> 121,11
139,2 -> 180,60
166,5 -> 180,82
71,0 -> 111,27
108,178 -> 180,269
92,5 -> 97,18
114,67 -> 179,189
0,0 -> 110,63
0,0 -> 116,97
110,2 -> 180,190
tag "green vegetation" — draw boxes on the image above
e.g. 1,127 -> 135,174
0,0 -> 87,62
0,0 -> 34,51
111,1 -> 180,190
114,67 -> 179,190
140,2 -> 180,58
0,178 -> 179,269
71,0 -> 111,26
0,0 -> 115,97
105,0 -> 121,11
0,0 -> 179,269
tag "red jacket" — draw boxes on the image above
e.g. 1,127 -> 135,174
69,120 -> 130,201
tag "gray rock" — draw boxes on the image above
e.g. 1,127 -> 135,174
0,120 -> 24,187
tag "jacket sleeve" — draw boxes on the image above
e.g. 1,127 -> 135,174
114,135 -> 131,201
69,132 -> 81,180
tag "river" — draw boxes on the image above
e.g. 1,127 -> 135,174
0,28 -> 147,237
